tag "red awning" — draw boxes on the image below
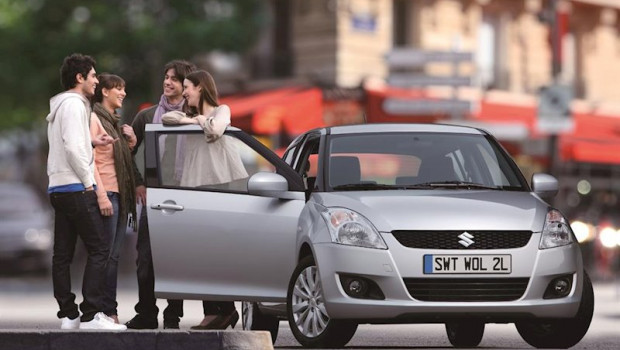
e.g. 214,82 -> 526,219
473,100 -> 620,164
364,86 -> 446,124
220,87 -> 324,135
474,100 -> 537,136
559,113 -> 620,164
560,137 -> 620,164
220,87 -> 302,117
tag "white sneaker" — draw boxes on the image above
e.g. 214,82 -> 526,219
60,316 -> 80,329
79,312 -> 127,330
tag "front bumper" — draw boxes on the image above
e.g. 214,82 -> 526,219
313,233 -> 583,323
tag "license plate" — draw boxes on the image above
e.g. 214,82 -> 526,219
423,254 -> 511,274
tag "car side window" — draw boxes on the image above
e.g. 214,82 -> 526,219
294,136 -> 320,192
475,144 -> 515,186
157,132 -> 275,193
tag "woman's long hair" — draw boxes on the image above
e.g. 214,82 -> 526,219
184,70 -> 218,116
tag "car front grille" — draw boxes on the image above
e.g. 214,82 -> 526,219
404,278 -> 529,302
391,230 -> 532,249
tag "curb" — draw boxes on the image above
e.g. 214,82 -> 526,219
0,330 -> 274,350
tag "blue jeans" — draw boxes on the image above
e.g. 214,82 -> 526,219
50,190 -> 108,322
101,192 -> 127,316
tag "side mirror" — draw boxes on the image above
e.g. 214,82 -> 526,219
248,172 -> 303,200
531,173 -> 558,198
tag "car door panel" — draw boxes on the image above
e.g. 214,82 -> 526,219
144,125 -> 305,302
148,188 -> 303,301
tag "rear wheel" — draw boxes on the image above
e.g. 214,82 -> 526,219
516,272 -> 594,349
445,321 -> 485,348
242,302 -> 279,344
287,255 -> 358,348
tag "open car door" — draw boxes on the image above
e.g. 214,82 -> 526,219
144,124 -> 305,302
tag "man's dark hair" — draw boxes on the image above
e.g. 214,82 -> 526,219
60,53 -> 96,91
164,59 -> 197,83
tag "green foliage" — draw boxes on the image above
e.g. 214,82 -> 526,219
0,0 -> 266,131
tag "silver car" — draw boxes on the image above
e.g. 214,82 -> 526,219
0,181 -> 53,274
145,123 -> 593,348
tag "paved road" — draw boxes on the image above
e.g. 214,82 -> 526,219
1,273 -> 619,349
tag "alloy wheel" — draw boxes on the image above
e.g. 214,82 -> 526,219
290,265 -> 329,337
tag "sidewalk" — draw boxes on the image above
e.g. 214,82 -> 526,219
0,271 -> 248,330
0,275 -> 274,350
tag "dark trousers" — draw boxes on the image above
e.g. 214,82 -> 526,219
50,190 -> 109,322
101,192 -> 127,316
134,205 -> 196,321
134,206 -> 234,321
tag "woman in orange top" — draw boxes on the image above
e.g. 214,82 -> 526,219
90,74 -> 137,324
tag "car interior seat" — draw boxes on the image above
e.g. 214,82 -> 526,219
395,176 -> 417,185
416,156 -> 457,184
330,156 -> 361,188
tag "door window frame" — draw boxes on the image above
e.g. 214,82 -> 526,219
144,125 -> 304,192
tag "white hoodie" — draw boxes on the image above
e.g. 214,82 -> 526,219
46,92 -> 96,189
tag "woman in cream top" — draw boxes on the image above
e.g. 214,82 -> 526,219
162,72 -> 247,188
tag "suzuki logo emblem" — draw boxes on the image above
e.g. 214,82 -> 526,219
458,232 -> 475,247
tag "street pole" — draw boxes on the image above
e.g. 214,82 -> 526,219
550,0 -> 562,81
547,0 -> 560,176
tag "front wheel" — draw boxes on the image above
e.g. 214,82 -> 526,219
242,301 -> 279,344
445,321 -> 485,348
516,272 -> 594,349
287,255 -> 357,348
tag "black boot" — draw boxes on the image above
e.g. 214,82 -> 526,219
125,314 -> 158,329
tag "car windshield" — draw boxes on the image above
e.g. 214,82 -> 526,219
327,132 -> 527,191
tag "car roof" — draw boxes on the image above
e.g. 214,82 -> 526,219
324,123 -> 487,136
145,123 -> 485,136
145,124 -> 242,132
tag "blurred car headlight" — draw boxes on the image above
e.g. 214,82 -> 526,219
540,210 -> 574,249
24,228 -> 52,250
598,227 -> 618,249
321,208 -> 387,249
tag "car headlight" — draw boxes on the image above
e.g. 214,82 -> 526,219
321,208 -> 387,249
540,209 -> 574,249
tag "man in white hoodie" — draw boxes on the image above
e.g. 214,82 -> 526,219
46,53 -> 126,331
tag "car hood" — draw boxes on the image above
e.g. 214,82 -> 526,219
312,190 -> 549,232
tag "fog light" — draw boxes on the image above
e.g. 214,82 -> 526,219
339,274 -> 385,300
347,279 -> 367,297
554,279 -> 570,294
543,275 -> 573,299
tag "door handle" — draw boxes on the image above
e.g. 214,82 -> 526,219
151,203 -> 184,211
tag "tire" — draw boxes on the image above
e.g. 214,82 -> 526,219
241,301 -> 279,344
445,321 -> 485,348
287,255 -> 358,348
516,272 -> 595,349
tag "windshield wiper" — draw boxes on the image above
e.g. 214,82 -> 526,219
332,183 -> 399,191
398,184 -> 436,189
417,181 -> 501,190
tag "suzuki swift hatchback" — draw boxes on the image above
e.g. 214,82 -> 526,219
144,123 -> 593,348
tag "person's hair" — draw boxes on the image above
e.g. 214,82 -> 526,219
93,73 -> 125,104
60,53 -> 96,91
164,59 -> 197,83
185,70 -> 219,115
